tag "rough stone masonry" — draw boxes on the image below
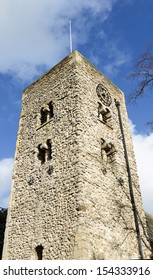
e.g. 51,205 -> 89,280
2,51 -> 152,259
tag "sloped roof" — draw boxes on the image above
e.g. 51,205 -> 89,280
23,50 -> 123,95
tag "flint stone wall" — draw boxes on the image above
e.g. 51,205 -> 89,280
3,51 -> 151,259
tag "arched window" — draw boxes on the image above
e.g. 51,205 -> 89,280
40,101 -> 54,125
37,140 -> 52,164
38,144 -> 46,164
35,245 -> 43,260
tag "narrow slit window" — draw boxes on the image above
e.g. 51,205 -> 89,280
47,139 -> 52,160
40,108 -> 48,125
49,101 -> 54,119
35,245 -> 43,260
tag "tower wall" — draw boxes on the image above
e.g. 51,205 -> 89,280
3,51 -> 151,259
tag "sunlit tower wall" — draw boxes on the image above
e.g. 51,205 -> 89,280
3,51 -> 151,259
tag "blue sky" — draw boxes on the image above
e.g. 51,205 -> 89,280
0,0 -> 153,213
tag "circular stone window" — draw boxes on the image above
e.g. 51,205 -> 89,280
96,84 -> 112,106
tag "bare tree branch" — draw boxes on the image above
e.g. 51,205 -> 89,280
128,45 -> 153,103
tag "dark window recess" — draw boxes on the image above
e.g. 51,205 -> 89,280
102,115 -> 107,123
49,101 -> 54,118
37,140 -> 52,164
35,245 -> 43,260
40,108 -> 48,125
47,139 -> 52,160
40,101 -> 54,125
98,102 -> 112,126
38,144 -> 46,164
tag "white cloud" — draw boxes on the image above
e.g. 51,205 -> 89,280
0,158 -> 13,208
130,121 -> 153,214
103,41 -> 131,76
0,0 -> 119,80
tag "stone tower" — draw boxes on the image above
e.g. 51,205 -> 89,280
3,51 -> 151,259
